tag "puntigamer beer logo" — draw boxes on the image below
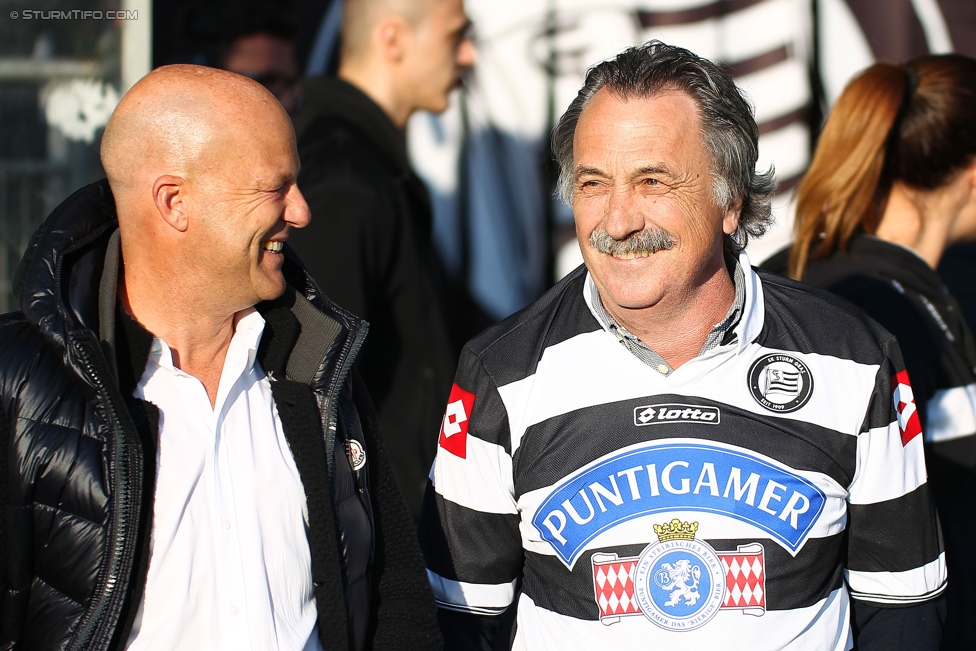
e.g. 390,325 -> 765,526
532,441 -> 826,568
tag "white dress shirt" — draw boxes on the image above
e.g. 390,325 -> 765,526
125,309 -> 324,651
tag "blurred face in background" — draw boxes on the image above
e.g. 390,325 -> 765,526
224,33 -> 300,114
400,0 -> 475,115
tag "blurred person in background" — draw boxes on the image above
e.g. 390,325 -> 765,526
289,0 -> 477,521
219,1 -> 302,113
771,54 -> 976,650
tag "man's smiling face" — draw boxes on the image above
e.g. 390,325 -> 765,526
572,88 -> 739,320
189,107 -> 310,309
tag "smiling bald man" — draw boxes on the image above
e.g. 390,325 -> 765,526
0,65 -> 440,651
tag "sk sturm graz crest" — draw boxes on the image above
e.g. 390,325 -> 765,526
592,520 -> 766,631
748,354 -> 814,413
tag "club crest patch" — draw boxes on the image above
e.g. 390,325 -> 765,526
748,353 -> 813,413
592,520 -> 766,631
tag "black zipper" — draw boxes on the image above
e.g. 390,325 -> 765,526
321,320 -> 368,479
66,331 -> 142,651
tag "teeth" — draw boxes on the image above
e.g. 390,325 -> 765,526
263,241 -> 283,253
612,250 -> 651,259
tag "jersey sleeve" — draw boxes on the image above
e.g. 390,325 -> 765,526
420,346 -> 523,617
845,336 -> 946,607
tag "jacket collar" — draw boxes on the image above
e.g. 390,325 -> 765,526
14,179 -> 118,355
14,178 -> 367,391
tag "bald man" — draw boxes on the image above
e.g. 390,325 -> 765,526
0,65 -> 440,650
289,0 -> 478,522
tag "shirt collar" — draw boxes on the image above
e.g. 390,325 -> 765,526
584,253 -> 746,374
147,307 -> 266,375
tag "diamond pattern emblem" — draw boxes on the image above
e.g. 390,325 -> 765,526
593,543 -> 766,625
720,548 -> 766,613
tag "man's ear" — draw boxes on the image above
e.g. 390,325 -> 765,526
152,175 -> 189,232
964,158 -> 976,193
723,198 -> 742,237
377,16 -> 411,63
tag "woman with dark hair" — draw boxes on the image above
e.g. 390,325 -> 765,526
783,54 -> 976,650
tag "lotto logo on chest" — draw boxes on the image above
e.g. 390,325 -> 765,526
635,404 -> 720,426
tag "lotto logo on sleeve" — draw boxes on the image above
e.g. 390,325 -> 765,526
439,384 -> 476,458
892,370 -> 922,446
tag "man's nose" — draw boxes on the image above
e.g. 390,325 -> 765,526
456,34 -> 476,68
286,185 -> 311,229
603,187 -> 644,240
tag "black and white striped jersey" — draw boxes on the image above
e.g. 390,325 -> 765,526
421,253 -> 946,650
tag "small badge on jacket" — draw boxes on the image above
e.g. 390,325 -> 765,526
346,439 -> 367,471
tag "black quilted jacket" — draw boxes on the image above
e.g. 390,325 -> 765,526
0,181 -> 442,650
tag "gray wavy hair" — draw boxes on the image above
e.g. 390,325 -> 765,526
552,40 -> 776,250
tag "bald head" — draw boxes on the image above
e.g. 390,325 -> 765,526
340,0 -> 440,62
100,64 -> 291,199
101,63 -> 309,323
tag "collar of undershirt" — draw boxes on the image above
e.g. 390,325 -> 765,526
587,254 -> 745,376
143,308 -> 265,377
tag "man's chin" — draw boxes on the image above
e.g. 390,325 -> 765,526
254,275 -> 288,304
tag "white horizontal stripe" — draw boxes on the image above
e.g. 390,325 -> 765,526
910,0 -> 954,53
431,435 -> 517,515
496,261 -> 875,449
498,330 -> 644,455
926,383 -> 976,443
427,570 -> 516,613
846,553 -> 947,604
724,0 -> 806,63
739,60 -> 811,125
847,422 -> 927,505
740,346 -> 881,435
632,6 -> 807,83
757,122 -> 809,181
510,589 -> 852,651
497,331 -> 882,456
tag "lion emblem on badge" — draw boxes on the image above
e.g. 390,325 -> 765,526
654,558 -> 702,607
632,520 -> 727,631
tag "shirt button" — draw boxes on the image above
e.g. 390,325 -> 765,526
222,519 -> 231,530
230,606 -> 239,616
657,364 -> 669,374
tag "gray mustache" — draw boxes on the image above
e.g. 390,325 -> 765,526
589,227 -> 675,256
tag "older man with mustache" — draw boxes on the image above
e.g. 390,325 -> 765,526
420,41 -> 947,650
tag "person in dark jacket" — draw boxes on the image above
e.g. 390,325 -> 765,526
0,64 -> 440,650
289,0 -> 478,520
764,54 -> 976,651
